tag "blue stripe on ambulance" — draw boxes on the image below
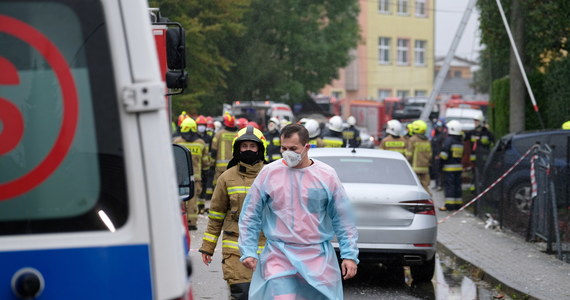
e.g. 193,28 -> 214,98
0,244 -> 153,300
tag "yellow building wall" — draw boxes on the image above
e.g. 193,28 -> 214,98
365,0 -> 435,98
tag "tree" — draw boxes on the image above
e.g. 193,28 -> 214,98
475,0 -> 570,131
221,0 -> 360,106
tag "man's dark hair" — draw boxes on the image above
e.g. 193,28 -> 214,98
280,123 -> 309,145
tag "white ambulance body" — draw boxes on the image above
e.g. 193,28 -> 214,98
0,0 -> 192,299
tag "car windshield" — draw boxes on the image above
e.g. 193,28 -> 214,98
314,156 -> 417,185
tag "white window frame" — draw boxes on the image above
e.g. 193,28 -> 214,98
397,38 -> 409,65
397,90 -> 409,98
414,90 -> 427,96
378,89 -> 392,100
378,37 -> 391,64
379,0 -> 390,14
415,0 -> 427,17
414,40 -> 426,66
397,0 -> 409,15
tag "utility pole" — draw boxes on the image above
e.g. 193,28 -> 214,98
420,0 -> 477,121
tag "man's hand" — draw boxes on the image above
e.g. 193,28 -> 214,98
242,257 -> 257,270
341,259 -> 357,280
201,253 -> 212,266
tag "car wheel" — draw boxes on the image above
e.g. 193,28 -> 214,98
409,256 -> 435,283
509,181 -> 532,214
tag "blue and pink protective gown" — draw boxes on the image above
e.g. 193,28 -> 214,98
239,159 -> 359,299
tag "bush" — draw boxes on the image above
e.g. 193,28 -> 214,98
489,76 -> 510,139
543,57 -> 570,129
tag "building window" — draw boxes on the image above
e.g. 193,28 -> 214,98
415,0 -> 427,17
378,37 -> 391,64
378,89 -> 391,100
414,40 -> 426,66
332,91 -> 343,99
397,38 -> 409,65
379,0 -> 390,13
415,90 -> 427,96
397,90 -> 409,98
454,70 -> 462,78
397,0 -> 409,15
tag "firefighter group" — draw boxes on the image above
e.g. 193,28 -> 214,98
172,111 -> 494,299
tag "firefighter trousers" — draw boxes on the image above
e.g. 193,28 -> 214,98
186,180 -> 202,227
416,173 -> 431,195
222,253 -> 254,286
443,171 -> 462,210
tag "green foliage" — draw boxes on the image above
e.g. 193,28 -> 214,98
222,0 -> 360,105
543,57 -> 570,128
489,77 -> 510,139
523,72 -> 545,130
149,0 -> 251,115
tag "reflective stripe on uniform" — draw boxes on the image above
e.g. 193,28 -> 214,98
203,232 -> 219,243
257,246 -> 265,254
323,137 -> 343,147
413,166 -> 429,173
222,240 -> 239,250
208,210 -> 226,220
440,151 -> 449,160
216,159 -> 230,167
271,154 -> 282,160
227,186 -> 250,195
272,137 -> 281,146
443,164 -> 462,171
470,154 -> 476,161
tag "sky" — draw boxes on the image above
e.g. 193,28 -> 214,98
435,0 -> 483,62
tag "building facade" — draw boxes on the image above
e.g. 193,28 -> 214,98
320,0 -> 435,114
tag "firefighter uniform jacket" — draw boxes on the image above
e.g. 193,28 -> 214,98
379,135 -> 407,155
199,161 -> 266,257
173,135 -> 209,181
465,125 -> 494,163
211,127 -> 238,182
264,129 -> 282,162
321,129 -> 344,148
405,134 -> 432,174
342,126 -> 361,148
439,135 -> 464,172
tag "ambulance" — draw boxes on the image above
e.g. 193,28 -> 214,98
0,0 -> 194,299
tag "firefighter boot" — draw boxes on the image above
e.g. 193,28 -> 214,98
229,283 -> 250,300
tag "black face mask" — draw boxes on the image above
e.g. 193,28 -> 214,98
239,150 -> 259,165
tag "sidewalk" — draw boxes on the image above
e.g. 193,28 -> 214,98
433,188 -> 570,299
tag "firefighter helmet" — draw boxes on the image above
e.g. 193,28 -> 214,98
474,113 -> 485,123
247,121 -> 261,130
304,119 -> 321,139
195,115 -> 208,125
563,120 -> 570,130
228,125 -> 267,168
328,116 -> 343,132
223,113 -> 235,127
412,120 -> 427,134
347,116 -> 356,126
236,117 -> 248,129
447,120 -> 462,135
386,119 -> 402,136
180,117 -> 197,133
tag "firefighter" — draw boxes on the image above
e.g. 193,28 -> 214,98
342,115 -> 361,148
304,118 -> 325,148
430,119 -> 447,191
212,113 -> 239,187
439,120 -> 464,211
263,118 -> 282,162
199,125 -> 267,300
379,119 -> 407,155
321,115 -> 344,147
173,117 -> 210,230
195,115 -> 213,214
465,113 -> 494,194
406,120 -> 432,194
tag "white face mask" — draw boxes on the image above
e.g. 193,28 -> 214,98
282,146 -> 306,168
197,125 -> 206,133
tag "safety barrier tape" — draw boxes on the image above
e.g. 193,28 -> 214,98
437,145 -> 538,224
530,154 -> 538,198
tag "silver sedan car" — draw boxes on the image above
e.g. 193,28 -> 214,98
310,148 -> 437,282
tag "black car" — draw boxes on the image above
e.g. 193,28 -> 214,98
478,129 -> 570,233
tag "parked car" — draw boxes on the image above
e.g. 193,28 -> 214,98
479,129 -> 570,231
310,148 -> 437,282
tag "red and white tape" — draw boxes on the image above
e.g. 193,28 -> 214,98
438,145 -> 538,224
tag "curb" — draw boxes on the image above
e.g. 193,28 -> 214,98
436,241 -> 535,300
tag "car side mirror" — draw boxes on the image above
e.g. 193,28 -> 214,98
164,24 -> 187,94
172,144 -> 194,201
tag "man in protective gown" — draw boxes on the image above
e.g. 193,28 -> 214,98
238,124 -> 359,299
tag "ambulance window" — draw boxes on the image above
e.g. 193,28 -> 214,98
0,0 -> 128,235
